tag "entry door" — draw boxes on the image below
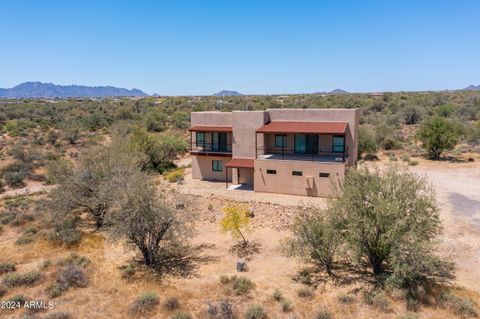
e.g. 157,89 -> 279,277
212,132 -> 227,151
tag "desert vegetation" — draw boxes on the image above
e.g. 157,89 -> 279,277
1,92 -> 480,318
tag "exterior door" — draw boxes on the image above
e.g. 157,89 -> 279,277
212,132 -> 227,151
295,134 -> 318,154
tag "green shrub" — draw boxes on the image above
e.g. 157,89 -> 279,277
232,276 -> 255,295
56,264 -> 88,291
417,116 -> 462,159
396,312 -> 419,319
0,262 -> 16,274
130,292 -> 159,314
57,253 -> 90,268
245,305 -> 266,319
164,167 -> 185,183
2,270 -> 42,287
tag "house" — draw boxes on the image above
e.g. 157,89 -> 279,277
189,108 -> 360,197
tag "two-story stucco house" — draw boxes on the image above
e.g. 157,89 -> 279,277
189,108 -> 360,197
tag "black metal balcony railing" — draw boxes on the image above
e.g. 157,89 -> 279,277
256,146 -> 349,162
190,143 -> 232,153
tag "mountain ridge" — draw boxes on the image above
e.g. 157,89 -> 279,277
0,81 -> 148,98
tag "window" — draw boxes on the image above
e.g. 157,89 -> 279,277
212,132 -> 228,151
332,135 -> 345,153
292,171 -> 303,176
212,160 -> 222,172
196,132 -> 205,146
275,134 -> 287,148
319,172 -> 330,178
266,169 -> 276,175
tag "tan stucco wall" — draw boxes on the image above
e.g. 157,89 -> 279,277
191,111 -> 232,126
254,159 -> 345,197
266,108 -> 360,165
231,168 -> 254,186
232,111 -> 267,159
191,155 -> 232,181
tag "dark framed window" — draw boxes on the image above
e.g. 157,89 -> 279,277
332,135 -> 345,153
266,169 -> 276,175
292,171 -> 303,176
319,172 -> 330,178
212,160 -> 222,172
196,132 -> 205,146
295,134 -> 318,154
275,134 -> 287,148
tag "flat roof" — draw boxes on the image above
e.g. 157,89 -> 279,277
225,158 -> 254,168
189,125 -> 232,132
256,121 -> 347,134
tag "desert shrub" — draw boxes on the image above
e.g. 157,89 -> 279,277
396,313 -> 419,319
232,276 -> 255,295
338,293 -> 355,304
164,297 -> 180,311
171,111 -> 189,129
403,106 -> 422,125
40,260 -> 52,270
49,285 -> 62,298
164,167 -> 185,183
297,287 -> 314,298
62,126 -> 80,144
363,290 -> 392,313
287,205 -> 341,275
0,285 -> 7,297
45,159 -> 73,185
8,294 -> 27,303
130,292 -> 159,314
220,275 -> 231,285
315,310 -> 332,319
120,264 -> 136,279
358,126 -> 379,159
439,292 -> 479,318
417,116 -> 462,159
409,159 -> 419,166
2,164 -> 29,187
56,264 -> 88,291
144,110 -> 168,132
172,312 -> 192,319
207,299 -> 234,319
280,299 -> 292,312
245,305 -> 265,319
57,253 -> 90,268
272,288 -> 283,301
44,312 -> 71,319
2,270 -> 42,287
49,215 -> 81,246
15,233 -> 34,245
0,262 -> 16,274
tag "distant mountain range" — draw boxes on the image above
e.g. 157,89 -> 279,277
464,84 -> 480,91
0,82 -> 148,98
213,90 -> 242,96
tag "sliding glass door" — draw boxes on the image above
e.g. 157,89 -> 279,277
212,132 -> 227,151
294,134 -> 318,154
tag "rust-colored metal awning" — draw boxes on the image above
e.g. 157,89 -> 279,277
256,121 -> 347,134
189,125 -> 232,132
225,158 -> 254,169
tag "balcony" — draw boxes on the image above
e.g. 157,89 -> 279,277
256,146 -> 348,163
189,143 -> 232,156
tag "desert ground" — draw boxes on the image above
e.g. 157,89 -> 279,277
1,154 -> 480,319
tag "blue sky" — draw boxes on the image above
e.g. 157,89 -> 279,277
1,0 -> 479,95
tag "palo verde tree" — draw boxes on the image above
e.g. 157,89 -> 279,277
220,204 -> 251,246
417,116 -> 462,159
